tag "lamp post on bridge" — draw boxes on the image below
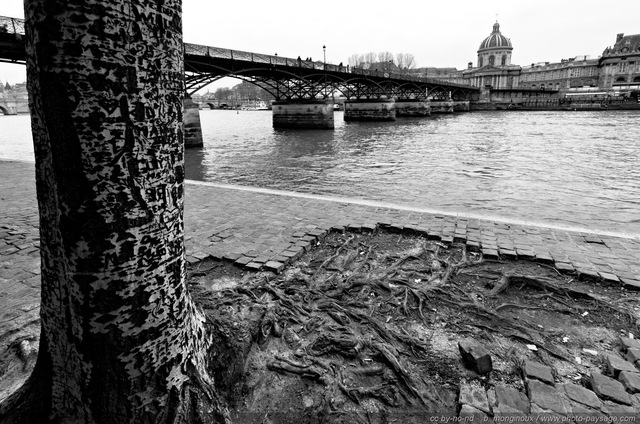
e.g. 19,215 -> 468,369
323,45 -> 326,70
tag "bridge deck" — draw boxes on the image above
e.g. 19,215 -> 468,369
0,15 -> 477,100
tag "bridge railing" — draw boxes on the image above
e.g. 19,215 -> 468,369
0,16 -> 25,36
184,42 -> 474,89
0,17 -> 474,91
185,43 -> 331,71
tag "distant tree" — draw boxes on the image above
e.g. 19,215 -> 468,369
363,52 -> 377,69
348,51 -> 418,71
378,51 -> 394,64
215,86 -> 233,100
396,53 -> 417,72
347,53 -> 365,69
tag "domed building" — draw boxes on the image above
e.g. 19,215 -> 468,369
463,21 -> 521,90
477,22 -> 513,68
598,33 -> 640,88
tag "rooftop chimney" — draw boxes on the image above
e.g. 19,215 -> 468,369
616,33 -> 624,43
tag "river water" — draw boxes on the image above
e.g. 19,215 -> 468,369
1,110 -> 638,236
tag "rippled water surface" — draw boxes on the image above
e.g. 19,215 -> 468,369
2,110 -> 639,235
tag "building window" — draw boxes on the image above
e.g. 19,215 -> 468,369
501,55 -> 507,65
489,55 -> 495,66
479,57 -> 483,67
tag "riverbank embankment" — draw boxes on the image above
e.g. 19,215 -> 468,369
2,158 -> 640,412
2,159 -> 640,333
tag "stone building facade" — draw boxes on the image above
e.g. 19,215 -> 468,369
415,23 -> 640,94
519,56 -> 599,90
598,33 -> 640,89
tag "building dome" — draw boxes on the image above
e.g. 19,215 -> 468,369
478,22 -> 513,52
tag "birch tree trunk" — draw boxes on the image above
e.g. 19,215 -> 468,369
0,1 -> 226,422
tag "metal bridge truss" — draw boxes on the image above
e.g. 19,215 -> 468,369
184,43 -> 479,102
0,17 -> 480,103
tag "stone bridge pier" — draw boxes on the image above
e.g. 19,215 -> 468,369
395,99 -> 431,117
344,98 -> 396,121
184,98 -> 204,147
430,100 -> 455,114
272,99 -> 334,129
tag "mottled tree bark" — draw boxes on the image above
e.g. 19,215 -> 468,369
0,1 -> 226,422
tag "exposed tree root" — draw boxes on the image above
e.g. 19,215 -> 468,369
189,231 -> 637,419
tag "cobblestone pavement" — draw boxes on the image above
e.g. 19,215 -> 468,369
2,159 -> 640,350
458,350 -> 640,417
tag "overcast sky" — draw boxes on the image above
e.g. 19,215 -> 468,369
2,0 -> 640,89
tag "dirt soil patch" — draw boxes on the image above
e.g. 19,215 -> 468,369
190,230 -> 640,423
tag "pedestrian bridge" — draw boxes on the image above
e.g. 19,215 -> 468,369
1,15 -> 479,139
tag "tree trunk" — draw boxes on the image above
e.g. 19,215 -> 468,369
0,1 -> 225,422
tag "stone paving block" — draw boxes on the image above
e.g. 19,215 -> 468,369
252,256 -> 270,264
264,261 -> 285,274
245,262 -> 262,271
599,272 -> 620,284
306,228 -> 327,238
482,248 -> 499,260
620,337 -> 640,352
216,230 -> 233,239
280,250 -> 299,259
292,241 -> 311,252
458,383 -> 490,414
621,278 -> 640,291
633,393 -> 640,409
271,255 -> 290,264
499,248 -> 517,260
361,223 -> 377,233
234,256 -> 253,266
516,250 -> 536,260
493,383 -> 530,415
330,224 -> 345,232
626,348 -> 640,365
590,372 -> 632,406
526,380 -> 570,414
618,371 -> 640,394
441,235 -> 453,244
535,252 -> 554,264
601,400 -> 637,416
577,268 -> 601,282
555,262 -> 575,274
522,360 -> 554,384
288,246 -> 306,257
458,404 -> 490,421
606,354 -> 638,378
347,223 -> 362,232
191,251 -> 210,260
458,339 -> 492,374
223,252 -> 242,262
426,230 -> 441,241
465,240 -> 480,252
558,382 -> 602,410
